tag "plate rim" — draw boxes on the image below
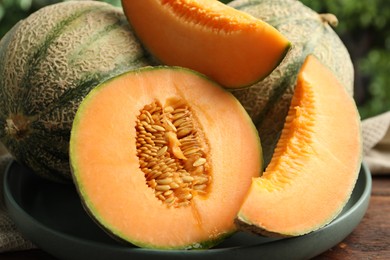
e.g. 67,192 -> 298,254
3,161 -> 372,259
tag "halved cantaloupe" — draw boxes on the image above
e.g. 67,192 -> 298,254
69,66 -> 262,249
121,0 -> 291,88
236,55 -> 362,237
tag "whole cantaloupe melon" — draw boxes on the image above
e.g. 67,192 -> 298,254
228,0 -> 354,164
0,1 -> 148,182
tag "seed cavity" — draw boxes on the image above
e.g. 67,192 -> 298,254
135,98 -> 211,208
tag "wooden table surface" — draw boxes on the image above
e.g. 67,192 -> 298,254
2,175 -> 389,260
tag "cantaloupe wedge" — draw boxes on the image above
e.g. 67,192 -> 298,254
69,66 -> 262,249
236,55 -> 362,237
121,0 -> 291,88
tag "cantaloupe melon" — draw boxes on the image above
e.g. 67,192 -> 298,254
0,1 -> 149,182
69,66 -> 262,249
228,0 -> 354,165
236,55 -> 362,237
121,0 -> 291,88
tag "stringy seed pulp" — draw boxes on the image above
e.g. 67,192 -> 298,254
135,98 -> 211,208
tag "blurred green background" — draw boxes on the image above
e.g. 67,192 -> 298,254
0,0 -> 389,119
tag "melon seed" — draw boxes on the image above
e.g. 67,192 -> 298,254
156,185 -> 171,191
182,176 -> 194,183
156,146 -> 168,157
193,158 -> 206,167
170,182 -> 180,189
152,125 -> 165,132
165,196 -> 175,204
156,178 -> 173,185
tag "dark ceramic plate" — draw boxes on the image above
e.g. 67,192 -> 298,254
3,161 -> 371,260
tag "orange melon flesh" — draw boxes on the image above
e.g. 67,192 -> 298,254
69,67 -> 262,249
236,55 -> 362,237
121,0 -> 291,88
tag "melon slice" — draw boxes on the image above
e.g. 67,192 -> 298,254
236,55 -> 362,237
69,67 -> 262,249
121,0 -> 291,88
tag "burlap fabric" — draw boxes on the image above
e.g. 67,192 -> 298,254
0,153 -> 36,252
362,112 -> 390,174
0,112 -> 389,252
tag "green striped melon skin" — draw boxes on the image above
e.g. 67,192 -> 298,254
0,1 -> 148,182
228,0 -> 354,165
